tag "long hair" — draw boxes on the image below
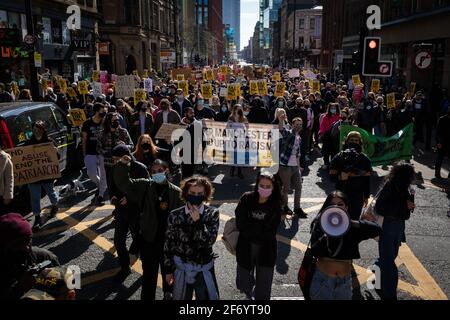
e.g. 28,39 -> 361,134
326,103 -> 341,117
31,120 -> 49,142
134,134 -> 158,161
319,191 -> 350,214
103,112 -> 118,134
385,162 -> 415,192
253,171 -> 282,206
229,104 -> 245,123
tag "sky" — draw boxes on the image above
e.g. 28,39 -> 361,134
240,0 -> 260,50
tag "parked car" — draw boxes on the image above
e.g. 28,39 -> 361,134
0,102 -> 82,214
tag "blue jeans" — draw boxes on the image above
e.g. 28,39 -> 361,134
378,217 -> 405,300
310,269 -> 352,300
28,182 -> 59,216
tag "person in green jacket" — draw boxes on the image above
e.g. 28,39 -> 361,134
114,157 -> 183,301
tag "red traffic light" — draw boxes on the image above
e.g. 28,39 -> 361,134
369,40 -> 377,49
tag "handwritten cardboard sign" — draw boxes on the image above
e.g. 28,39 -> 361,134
155,123 -> 184,140
6,143 -> 61,186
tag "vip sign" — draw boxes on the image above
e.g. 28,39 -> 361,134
67,5 -> 81,31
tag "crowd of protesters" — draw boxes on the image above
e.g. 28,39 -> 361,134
0,65 -> 448,301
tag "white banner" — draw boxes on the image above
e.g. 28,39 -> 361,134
144,78 -> 153,93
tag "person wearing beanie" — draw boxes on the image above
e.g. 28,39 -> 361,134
110,144 -> 149,283
0,213 -> 60,300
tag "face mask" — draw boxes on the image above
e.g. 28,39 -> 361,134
141,107 -> 148,112
330,108 -> 336,114
162,88 -> 167,93
99,112 -> 106,118
187,194 -> 205,206
197,101 -> 204,108
258,187 -> 272,198
152,172 -> 167,184
346,143 -> 361,152
278,101 -> 284,107
178,95 -> 184,100
111,121 -> 119,129
221,106 -> 228,113
244,111 -> 249,117
141,143 -> 151,151
268,93 -> 273,97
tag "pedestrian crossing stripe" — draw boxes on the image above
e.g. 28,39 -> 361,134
37,199 -> 447,300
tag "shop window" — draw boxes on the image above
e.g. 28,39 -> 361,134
62,21 -> 71,45
42,17 -> 52,44
51,19 -> 62,44
0,11 -> 8,28
7,12 -> 20,29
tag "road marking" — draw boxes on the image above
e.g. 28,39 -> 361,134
43,200 -> 447,300
81,268 -> 121,286
271,297 -> 305,300
34,216 -> 113,238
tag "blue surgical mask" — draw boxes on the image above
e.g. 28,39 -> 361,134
152,172 -> 167,184
330,108 -> 337,114
221,106 -> 228,113
187,194 -> 205,206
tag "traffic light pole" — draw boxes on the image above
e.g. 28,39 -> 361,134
25,0 -> 40,101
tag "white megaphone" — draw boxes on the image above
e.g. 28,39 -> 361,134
319,206 -> 351,238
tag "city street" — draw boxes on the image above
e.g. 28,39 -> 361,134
33,146 -> 450,300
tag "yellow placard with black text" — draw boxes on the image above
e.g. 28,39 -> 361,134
275,82 -> 286,97
202,83 -> 213,100
178,80 -> 189,97
387,93 -> 396,109
78,81 -> 89,95
69,109 -> 87,127
312,80 -> 320,93
352,75 -> 361,86
371,79 -> 380,93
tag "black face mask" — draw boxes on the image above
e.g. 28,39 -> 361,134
111,121 -> 119,129
141,107 -> 148,112
345,143 -> 362,153
141,143 -> 151,151
99,112 -> 107,118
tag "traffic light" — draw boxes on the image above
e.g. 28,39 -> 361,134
362,37 -> 393,77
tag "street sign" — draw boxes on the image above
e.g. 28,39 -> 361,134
415,51 -> 432,70
23,34 -> 35,45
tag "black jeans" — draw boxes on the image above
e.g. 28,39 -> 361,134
140,240 -> 172,301
0,196 -> 12,215
113,208 -> 139,270
435,148 -> 450,177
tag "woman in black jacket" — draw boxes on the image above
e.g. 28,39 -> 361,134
309,191 -> 381,300
374,162 -> 416,300
235,172 -> 282,300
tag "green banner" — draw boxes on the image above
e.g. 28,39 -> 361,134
339,124 -> 413,166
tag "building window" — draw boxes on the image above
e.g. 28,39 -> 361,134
0,11 -> 7,28
42,17 -> 52,44
51,19 -> 62,44
62,21 -> 71,45
125,0 -> 140,25
7,12 -> 20,29
299,19 -> 304,29
310,18 -> 315,30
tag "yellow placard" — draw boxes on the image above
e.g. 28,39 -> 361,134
67,87 -> 77,98
177,74 -> 185,81
92,70 -> 100,82
257,80 -> 268,96
78,81 -> 89,95
143,69 -> 149,78
352,75 -> 361,86
387,93 -> 396,109
227,84 -> 237,101
202,83 -> 213,100
273,72 -> 281,82
275,82 -> 286,97
69,109 -> 87,127
409,82 -> 416,96
371,79 -> 380,93
134,89 -> 147,105
236,83 -> 241,99
312,80 -> 320,93
250,81 -> 259,95
178,80 -> 189,97
205,69 -> 214,81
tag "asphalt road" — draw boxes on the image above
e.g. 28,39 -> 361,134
32,146 -> 450,300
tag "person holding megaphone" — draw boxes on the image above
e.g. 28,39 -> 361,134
307,191 -> 381,300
